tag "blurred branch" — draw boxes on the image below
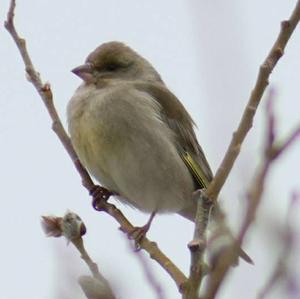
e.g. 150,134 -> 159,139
191,1 -> 300,297
79,276 -> 116,299
257,192 -> 299,299
236,95 -> 300,246
202,94 -> 300,299
128,242 -> 167,299
5,0 -> 187,292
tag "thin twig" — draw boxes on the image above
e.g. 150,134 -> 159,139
72,237 -> 103,281
270,125 -> 300,159
42,212 -> 116,299
5,0 -> 187,291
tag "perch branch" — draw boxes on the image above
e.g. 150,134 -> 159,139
5,0 -> 187,292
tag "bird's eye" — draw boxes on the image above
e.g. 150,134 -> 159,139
106,63 -> 119,71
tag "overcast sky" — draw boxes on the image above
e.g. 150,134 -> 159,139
1,1 -> 300,299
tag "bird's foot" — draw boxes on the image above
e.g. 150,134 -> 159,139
129,225 -> 150,245
128,212 -> 156,250
90,185 -> 114,211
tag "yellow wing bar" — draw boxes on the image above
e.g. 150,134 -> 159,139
180,151 -> 209,189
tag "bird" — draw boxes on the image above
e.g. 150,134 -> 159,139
67,41 -> 252,264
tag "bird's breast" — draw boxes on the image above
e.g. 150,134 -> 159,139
67,84 -> 194,213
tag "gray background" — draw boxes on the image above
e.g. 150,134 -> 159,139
1,1 -> 300,298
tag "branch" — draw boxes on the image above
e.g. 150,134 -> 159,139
190,2 -> 300,297
202,95 -> 300,299
4,0 -> 94,191
41,212 -> 116,299
205,0 -> 300,202
78,276 -> 116,299
5,0 -> 187,292
186,192 -> 211,299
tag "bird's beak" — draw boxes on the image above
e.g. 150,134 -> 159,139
71,63 -> 94,83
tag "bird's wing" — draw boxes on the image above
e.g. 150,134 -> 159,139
133,82 -> 253,264
134,81 -> 213,188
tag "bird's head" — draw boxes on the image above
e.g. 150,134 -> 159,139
72,41 -> 162,84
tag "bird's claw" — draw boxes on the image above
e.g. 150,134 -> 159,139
90,185 -> 113,211
128,212 -> 156,250
128,225 -> 150,250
